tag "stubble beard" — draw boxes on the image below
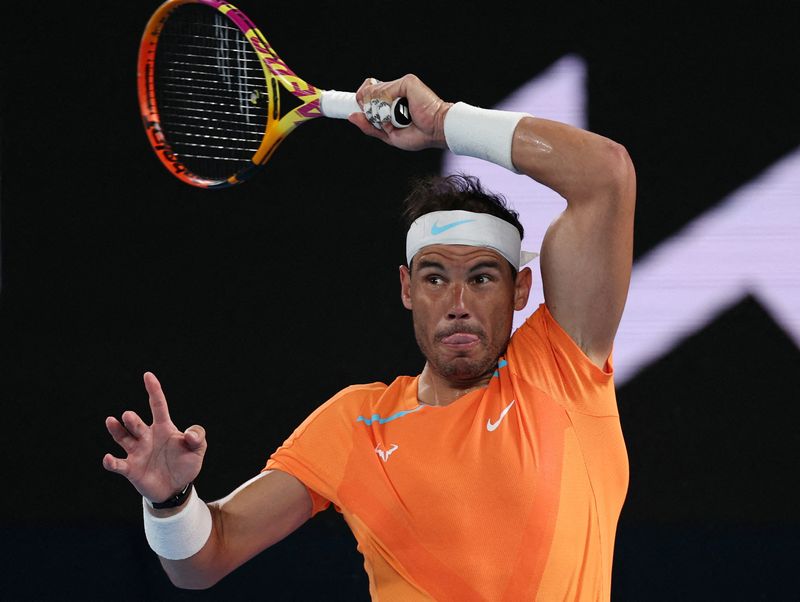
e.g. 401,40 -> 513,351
415,324 -> 507,385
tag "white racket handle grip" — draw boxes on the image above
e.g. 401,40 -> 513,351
320,90 -> 359,119
320,90 -> 412,128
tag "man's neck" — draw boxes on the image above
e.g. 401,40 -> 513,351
417,364 -> 491,407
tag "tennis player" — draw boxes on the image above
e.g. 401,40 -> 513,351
104,73 -> 635,601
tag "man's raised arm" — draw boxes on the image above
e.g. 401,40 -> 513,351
511,116 -> 636,367
348,74 -> 636,367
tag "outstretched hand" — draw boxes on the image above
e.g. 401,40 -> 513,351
349,74 -> 452,152
103,372 -> 207,504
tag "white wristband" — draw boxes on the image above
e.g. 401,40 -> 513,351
443,102 -> 529,173
142,487 -> 213,560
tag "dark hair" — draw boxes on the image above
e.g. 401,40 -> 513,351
401,173 -> 524,239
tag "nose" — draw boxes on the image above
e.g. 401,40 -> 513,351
447,283 -> 471,320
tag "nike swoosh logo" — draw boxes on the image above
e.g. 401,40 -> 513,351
431,219 -> 476,235
486,399 -> 516,432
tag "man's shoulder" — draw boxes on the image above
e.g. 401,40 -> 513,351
336,380 -> 391,399
320,376 -> 417,414
508,303 -> 617,416
283,376 -> 419,445
508,303 -> 549,350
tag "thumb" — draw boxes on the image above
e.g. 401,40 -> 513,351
184,425 -> 207,452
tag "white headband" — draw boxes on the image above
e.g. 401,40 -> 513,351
406,210 -> 538,270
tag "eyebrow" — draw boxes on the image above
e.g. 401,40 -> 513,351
415,259 -> 446,271
467,260 -> 503,273
415,259 -> 504,273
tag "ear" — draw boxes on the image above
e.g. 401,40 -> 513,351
399,265 -> 413,310
514,267 -> 532,311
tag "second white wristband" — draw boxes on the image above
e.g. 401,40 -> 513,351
142,487 -> 213,560
443,102 -> 529,173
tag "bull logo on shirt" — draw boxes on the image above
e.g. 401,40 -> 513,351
375,444 -> 399,462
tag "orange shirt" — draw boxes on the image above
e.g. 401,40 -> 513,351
265,304 -> 629,601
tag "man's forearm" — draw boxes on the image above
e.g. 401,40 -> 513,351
156,504 -> 228,590
151,470 -> 314,590
511,116 -> 634,209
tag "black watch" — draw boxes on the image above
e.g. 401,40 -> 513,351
151,482 -> 194,509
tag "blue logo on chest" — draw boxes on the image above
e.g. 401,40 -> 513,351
357,405 -> 424,425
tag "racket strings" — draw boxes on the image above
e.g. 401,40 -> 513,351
157,73 -> 267,109
153,5 -> 270,179
158,61 -> 266,79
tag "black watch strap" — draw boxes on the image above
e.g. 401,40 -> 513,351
151,482 -> 194,509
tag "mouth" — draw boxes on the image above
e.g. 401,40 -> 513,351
437,328 -> 484,352
440,333 -> 480,346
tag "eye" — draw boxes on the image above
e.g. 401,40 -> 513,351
472,274 -> 494,285
426,274 -> 445,285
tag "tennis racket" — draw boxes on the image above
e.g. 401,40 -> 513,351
137,0 -> 411,189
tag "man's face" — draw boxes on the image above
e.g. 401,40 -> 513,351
400,244 -> 531,385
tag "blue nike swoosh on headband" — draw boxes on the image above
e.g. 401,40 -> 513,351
430,219 -> 476,235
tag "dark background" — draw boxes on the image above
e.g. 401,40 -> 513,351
2,1 -> 799,600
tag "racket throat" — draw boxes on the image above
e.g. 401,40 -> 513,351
276,79 -> 303,116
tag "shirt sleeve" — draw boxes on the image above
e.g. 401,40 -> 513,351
507,304 -> 619,417
263,384 -> 380,517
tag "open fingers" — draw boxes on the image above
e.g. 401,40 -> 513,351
105,415 -> 129,440
102,452 -> 130,477
106,410 -> 147,453
122,410 -> 149,438
103,408 -> 149,476
143,371 -> 172,425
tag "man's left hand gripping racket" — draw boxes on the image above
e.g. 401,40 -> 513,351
138,0 -> 411,188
